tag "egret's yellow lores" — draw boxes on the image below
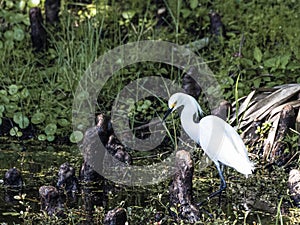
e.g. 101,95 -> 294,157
163,92 -> 254,200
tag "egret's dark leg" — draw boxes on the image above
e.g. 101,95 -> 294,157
197,162 -> 227,207
208,162 -> 227,200
220,163 -> 224,173
218,163 -> 225,205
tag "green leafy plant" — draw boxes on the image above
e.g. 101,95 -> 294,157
255,121 -> 272,138
0,0 -> 299,146
0,0 -> 36,50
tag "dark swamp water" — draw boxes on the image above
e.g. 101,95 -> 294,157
0,143 -> 80,224
0,140 -> 298,224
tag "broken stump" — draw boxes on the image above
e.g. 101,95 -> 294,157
288,169 -> 300,207
4,168 -> 23,188
211,100 -> 232,121
104,207 -> 127,225
39,185 -> 63,216
45,0 -> 61,24
182,70 -> 202,100
269,105 -> 296,165
57,162 -> 79,196
29,7 -> 47,52
3,168 -> 23,203
169,150 -> 200,223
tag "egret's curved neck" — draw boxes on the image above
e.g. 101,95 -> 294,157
180,103 -> 201,143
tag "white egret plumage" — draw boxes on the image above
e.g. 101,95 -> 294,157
163,92 -> 254,201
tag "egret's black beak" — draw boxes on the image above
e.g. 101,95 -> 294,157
163,108 -> 173,122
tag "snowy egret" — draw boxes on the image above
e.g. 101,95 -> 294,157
163,92 -> 254,201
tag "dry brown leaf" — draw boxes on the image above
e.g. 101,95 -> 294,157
240,84 -> 300,129
262,114 -> 280,161
230,90 -> 256,125
269,100 -> 300,118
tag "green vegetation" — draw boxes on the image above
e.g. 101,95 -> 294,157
0,0 -> 299,143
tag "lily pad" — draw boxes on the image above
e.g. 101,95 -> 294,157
70,131 -> 84,143
10,127 -> 22,137
47,135 -> 55,142
58,118 -> 69,127
45,123 -> 57,135
31,112 -> 46,124
0,105 -> 4,113
5,103 -> 18,113
8,85 -> 18,95
13,112 -> 29,129
5,40 -> 14,50
21,88 -> 29,98
0,90 -> 7,96
38,134 -> 47,141
4,30 -> 14,40
0,94 -> 9,104
13,27 -> 25,41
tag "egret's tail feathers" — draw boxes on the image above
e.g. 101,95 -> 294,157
235,161 -> 255,178
219,152 -> 255,177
